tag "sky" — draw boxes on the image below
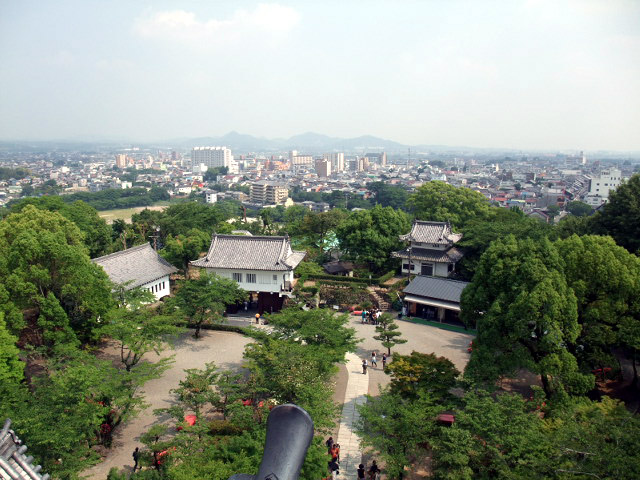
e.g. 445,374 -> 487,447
0,0 -> 639,151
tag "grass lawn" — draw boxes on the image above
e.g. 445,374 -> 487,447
98,204 -> 168,224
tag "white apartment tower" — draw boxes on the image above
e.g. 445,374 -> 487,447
191,146 -> 232,169
323,153 -> 345,172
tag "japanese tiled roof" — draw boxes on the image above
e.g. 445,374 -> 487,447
191,235 -> 306,271
399,221 -> 462,245
392,247 -> 464,263
0,419 -> 49,480
92,243 -> 177,289
403,276 -> 470,303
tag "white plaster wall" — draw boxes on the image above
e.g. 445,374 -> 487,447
141,275 -> 171,300
206,268 -> 290,294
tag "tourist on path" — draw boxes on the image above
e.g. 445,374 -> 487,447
328,458 -> 340,480
368,460 -> 380,480
382,353 -> 387,370
132,447 -> 140,472
255,313 -> 261,324
361,309 -> 367,324
326,436 -> 334,454
362,358 -> 368,374
371,352 -> 378,368
357,463 -> 366,480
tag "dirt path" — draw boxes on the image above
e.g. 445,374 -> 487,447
83,330 -> 252,479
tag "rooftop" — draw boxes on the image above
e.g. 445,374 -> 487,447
0,419 -> 50,480
403,276 -> 470,304
399,221 -> 462,245
92,243 -> 177,289
191,235 -> 305,271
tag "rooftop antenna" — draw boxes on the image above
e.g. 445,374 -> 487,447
408,148 -> 411,169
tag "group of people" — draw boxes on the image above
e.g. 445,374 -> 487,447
326,436 -> 381,480
362,351 -> 387,374
361,308 -> 382,325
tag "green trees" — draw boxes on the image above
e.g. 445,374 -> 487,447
160,228 -> 211,278
368,181 -> 409,210
373,313 -> 407,355
461,236 -> 592,398
336,205 -> 410,272
566,200 -> 593,217
0,205 -> 113,344
0,313 -> 24,390
386,352 -> 459,400
592,173 -> 640,253
266,308 -> 359,363
407,181 -> 490,229
171,272 -> 247,338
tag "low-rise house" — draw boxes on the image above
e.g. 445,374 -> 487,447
191,234 -> 305,313
92,243 -> 177,300
392,221 -> 464,277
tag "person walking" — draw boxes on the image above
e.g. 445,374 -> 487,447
328,458 -> 340,480
255,312 -> 261,324
368,460 -> 380,480
132,447 -> 140,472
357,463 -> 366,480
362,358 -> 368,374
382,352 -> 387,370
325,436 -> 334,454
371,352 -> 378,368
361,309 -> 367,324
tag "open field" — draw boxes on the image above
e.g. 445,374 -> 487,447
98,205 -> 168,224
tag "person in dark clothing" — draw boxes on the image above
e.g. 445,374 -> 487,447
362,358 -> 368,374
368,460 -> 380,480
357,463 -> 366,480
326,436 -> 334,454
328,458 -> 340,480
132,447 -> 140,472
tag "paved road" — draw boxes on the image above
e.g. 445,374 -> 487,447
83,330 -> 252,479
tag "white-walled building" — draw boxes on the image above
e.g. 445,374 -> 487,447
392,221 -> 464,277
191,146 -> 232,169
584,168 -> 625,207
92,243 -> 177,301
191,234 -> 305,313
204,190 -> 218,204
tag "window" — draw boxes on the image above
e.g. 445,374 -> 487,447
246,273 -> 257,283
233,272 -> 243,282
273,274 -> 278,284
403,264 -> 415,271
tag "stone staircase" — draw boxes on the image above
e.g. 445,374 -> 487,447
367,286 -> 391,311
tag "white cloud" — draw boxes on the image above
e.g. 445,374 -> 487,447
134,4 -> 300,46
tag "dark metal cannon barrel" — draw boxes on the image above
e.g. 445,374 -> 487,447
229,404 -> 314,480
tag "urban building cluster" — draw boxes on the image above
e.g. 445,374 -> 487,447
0,145 -> 637,223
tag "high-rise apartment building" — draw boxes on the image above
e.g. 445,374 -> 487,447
250,181 -> 289,205
365,152 -> 387,166
315,158 -> 332,177
191,146 -> 232,169
323,153 -> 345,172
115,154 -> 127,169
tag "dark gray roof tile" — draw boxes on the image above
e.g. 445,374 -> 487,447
92,243 -> 177,289
403,276 -> 470,303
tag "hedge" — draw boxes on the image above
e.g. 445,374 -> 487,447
306,271 -> 398,286
401,317 -> 477,335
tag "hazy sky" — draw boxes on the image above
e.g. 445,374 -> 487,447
1,1 -> 639,150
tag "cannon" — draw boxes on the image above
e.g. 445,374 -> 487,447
229,404 -> 314,480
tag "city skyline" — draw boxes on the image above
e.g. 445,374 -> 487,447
1,1 -> 639,151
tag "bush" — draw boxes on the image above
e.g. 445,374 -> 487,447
377,270 -> 396,286
208,419 -> 245,436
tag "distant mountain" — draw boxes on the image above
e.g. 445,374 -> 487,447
176,131 -> 410,153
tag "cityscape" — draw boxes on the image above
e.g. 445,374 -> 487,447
1,2 -> 639,480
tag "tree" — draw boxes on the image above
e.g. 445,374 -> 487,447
266,308 -> 359,363
566,200 -> 592,217
0,205 -> 113,344
301,210 -> 349,250
101,302 -> 180,371
407,181 -> 490,229
160,228 -> 210,278
171,272 -> 247,338
336,205 -> 410,272
0,313 -> 24,390
386,352 -> 459,400
592,173 -> 640,253
457,208 -> 554,281
555,215 -> 592,239
169,362 -> 221,417
368,181 -> 409,210
374,313 -> 407,355
546,204 -> 561,218
461,236 -> 593,399
355,391 -> 442,480
556,235 -> 640,376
